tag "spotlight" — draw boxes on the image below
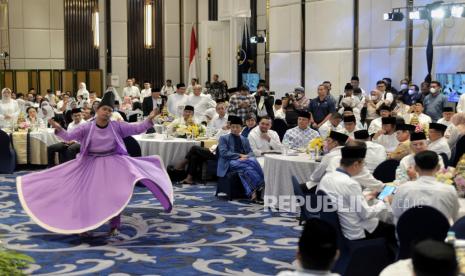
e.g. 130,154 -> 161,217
0,51 -> 8,59
409,9 -> 429,20
431,7 -> 446,19
250,36 -> 266,44
451,6 -> 465,18
384,9 -> 404,21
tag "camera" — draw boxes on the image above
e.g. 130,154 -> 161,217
0,51 -> 9,59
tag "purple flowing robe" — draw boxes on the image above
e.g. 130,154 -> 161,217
16,119 -> 173,234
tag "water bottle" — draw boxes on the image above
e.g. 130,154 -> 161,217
445,231 -> 456,246
282,140 -> 289,156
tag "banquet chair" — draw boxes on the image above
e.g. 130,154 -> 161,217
292,176 -> 318,224
396,205 -> 450,260
123,136 -> 142,157
439,152 -> 449,168
373,159 -> 400,183
450,216 -> 465,239
0,130 -> 16,173
271,119 -> 288,141
216,172 -> 246,200
316,190 -> 391,276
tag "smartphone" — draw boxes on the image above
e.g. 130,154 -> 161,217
377,185 -> 396,200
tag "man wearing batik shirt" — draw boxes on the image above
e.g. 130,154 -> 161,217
282,110 -> 320,149
227,85 -> 257,123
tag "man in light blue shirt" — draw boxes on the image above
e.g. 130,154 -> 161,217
282,110 -> 320,149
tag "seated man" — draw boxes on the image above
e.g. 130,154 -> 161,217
248,116 -> 282,156
318,112 -> 343,138
437,106 -> 454,127
404,100 -> 432,126
282,111 -> 320,149
392,150 -> 459,224
354,129 -> 386,173
396,131 -> 444,184
172,122 -> 231,184
208,100 -> 228,131
317,141 -> 396,249
277,218 -> 340,276
167,105 -> 196,132
47,108 -> 85,167
368,104 -> 392,135
373,116 -> 398,153
304,131 -> 349,189
380,239 -> 458,276
217,116 -> 264,200
342,115 -> 358,138
388,123 -> 415,161
241,113 -> 257,138
428,122 -> 451,159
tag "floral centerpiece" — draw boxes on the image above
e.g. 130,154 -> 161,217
0,239 -> 34,275
436,160 -> 465,198
172,117 -> 206,139
307,137 -> 324,159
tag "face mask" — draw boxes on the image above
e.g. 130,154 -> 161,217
371,95 -> 378,101
430,87 -> 440,94
408,89 -> 414,95
400,84 -> 408,90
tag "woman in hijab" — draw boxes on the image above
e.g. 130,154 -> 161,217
25,106 -> 45,127
0,88 -> 20,127
105,86 -> 122,103
76,82 -> 89,100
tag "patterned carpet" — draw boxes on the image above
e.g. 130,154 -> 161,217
0,172 -> 301,275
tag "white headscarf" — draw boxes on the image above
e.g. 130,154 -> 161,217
77,82 -> 89,99
1,88 -> 12,103
39,101 -> 55,120
106,86 -> 122,103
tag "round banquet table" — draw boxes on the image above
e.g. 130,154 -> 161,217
7,128 -> 62,165
263,153 -> 318,212
133,134 -> 201,167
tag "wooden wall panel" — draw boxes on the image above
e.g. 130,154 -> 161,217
53,70 -> 61,92
76,71 -> 87,87
61,71 -> 75,94
31,71 -> 38,93
4,71 -> 14,89
89,70 -> 102,97
39,71 -> 52,96
15,71 -> 29,94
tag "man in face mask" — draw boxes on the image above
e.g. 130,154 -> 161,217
423,81 -> 448,122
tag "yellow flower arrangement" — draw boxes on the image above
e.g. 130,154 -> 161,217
308,137 -> 324,151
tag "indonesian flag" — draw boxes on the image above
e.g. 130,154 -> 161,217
188,26 -> 198,82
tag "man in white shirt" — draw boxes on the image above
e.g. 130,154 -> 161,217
139,81 -> 152,102
437,106 -> 454,127
396,132 -> 445,184
342,115 -> 359,138
373,116 -> 398,154
351,75 -> 366,96
187,84 -> 216,123
354,129 -> 386,173
404,101 -> 432,126
167,83 -> 188,117
248,116 -> 282,156
317,141 -> 395,247
318,112 -> 343,138
304,131 -> 348,189
55,94 -> 71,115
88,91 -> 102,105
167,105 -> 196,132
161,79 -> 176,96
368,104 -> 391,135
122,78 -> 141,99
277,218 -> 340,276
208,100 -> 228,131
47,108 -> 86,167
273,99 -> 286,120
186,78 -> 197,95
392,150 -> 459,224
427,122 -> 451,159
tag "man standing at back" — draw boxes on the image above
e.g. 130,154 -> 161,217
308,84 -> 336,130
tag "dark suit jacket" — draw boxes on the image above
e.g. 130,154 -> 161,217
142,96 -> 166,116
254,93 -> 275,119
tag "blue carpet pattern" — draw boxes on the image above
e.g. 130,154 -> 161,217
0,172 -> 301,275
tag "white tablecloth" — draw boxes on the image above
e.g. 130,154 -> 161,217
29,128 -> 62,146
263,153 -> 318,211
133,134 -> 200,167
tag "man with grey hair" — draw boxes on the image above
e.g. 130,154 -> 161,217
187,84 -> 216,123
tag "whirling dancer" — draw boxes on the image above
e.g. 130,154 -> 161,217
17,92 -> 173,236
